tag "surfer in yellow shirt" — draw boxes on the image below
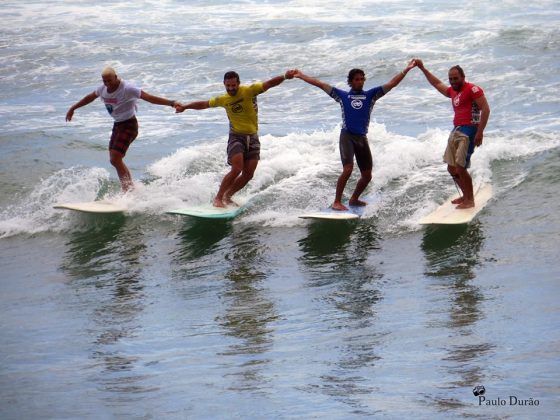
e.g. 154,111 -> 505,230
176,70 -> 296,207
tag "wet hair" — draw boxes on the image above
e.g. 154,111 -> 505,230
449,65 -> 465,78
223,71 -> 240,83
347,68 -> 365,87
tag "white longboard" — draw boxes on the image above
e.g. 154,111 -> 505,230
299,210 -> 360,220
299,197 -> 374,221
166,200 -> 248,220
419,184 -> 493,225
53,200 -> 127,214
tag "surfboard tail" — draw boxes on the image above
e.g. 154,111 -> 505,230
419,184 -> 493,225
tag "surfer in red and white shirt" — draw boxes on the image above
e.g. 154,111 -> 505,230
415,59 -> 490,208
66,67 -> 177,192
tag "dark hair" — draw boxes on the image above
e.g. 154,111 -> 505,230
347,68 -> 365,87
223,71 -> 240,83
449,65 -> 465,78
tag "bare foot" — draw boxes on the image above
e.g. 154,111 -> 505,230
223,196 -> 239,207
331,201 -> 349,211
348,198 -> 368,207
451,197 -> 464,204
456,200 -> 474,209
213,197 -> 226,208
121,181 -> 135,193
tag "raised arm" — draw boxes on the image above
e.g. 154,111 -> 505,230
175,100 -> 210,113
140,90 -> 177,108
66,92 -> 97,121
474,95 -> 490,146
293,69 -> 332,93
262,69 -> 296,92
415,59 -> 449,97
382,59 -> 417,93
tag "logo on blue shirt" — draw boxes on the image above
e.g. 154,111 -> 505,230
351,99 -> 363,109
329,86 -> 385,135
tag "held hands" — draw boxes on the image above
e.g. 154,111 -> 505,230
175,102 -> 186,113
284,69 -> 297,80
291,69 -> 306,79
404,58 -> 417,74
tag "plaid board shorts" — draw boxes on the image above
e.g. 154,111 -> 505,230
109,117 -> 138,156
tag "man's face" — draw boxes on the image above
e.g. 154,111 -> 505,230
448,69 -> 464,92
350,73 -> 366,91
102,74 -> 119,90
224,78 -> 240,96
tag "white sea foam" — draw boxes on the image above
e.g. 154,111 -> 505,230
1,120 -> 558,237
0,167 -> 110,238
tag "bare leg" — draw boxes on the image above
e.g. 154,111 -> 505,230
332,163 -> 353,211
110,149 -> 133,192
349,169 -> 372,206
224,158 -> 258,205
455,165 -> 474,208
214,153 -> 243,207
448,165 -> 466,204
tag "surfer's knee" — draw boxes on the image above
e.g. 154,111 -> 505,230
228,166 -> 242,177
110,151 -> 125,168
240,159 -> 258,180
242,170 -> 255,181
341,164 -> 353,177
361,170 -> 372,182
455,165 -> 470,178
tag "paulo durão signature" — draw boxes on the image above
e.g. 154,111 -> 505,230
473,386 -> 540,407
478,396 -> 540,406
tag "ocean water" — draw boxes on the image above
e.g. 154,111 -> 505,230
1,1 -> 559,418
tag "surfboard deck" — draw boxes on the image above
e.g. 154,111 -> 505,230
299,210 -> 360,220
53,200 -> 127,214
419,184 -> 492,225
166,200 -> 248,219
299,199 -> 370,221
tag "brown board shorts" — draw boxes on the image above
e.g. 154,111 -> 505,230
226,132 -> 260,164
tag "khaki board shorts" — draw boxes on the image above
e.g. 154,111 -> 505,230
443,128 -> 472,168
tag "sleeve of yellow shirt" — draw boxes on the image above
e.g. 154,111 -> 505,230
208,95 -> 224,108
247,82 -> 265,96
208,82 -> 264,108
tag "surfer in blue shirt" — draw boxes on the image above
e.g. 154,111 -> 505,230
294,59 -> 416,210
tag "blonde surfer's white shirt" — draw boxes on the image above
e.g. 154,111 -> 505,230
95,80 -> 142,122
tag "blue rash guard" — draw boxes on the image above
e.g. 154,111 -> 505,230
328,86 -> 386,136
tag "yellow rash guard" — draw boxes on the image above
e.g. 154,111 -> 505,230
209,83 -> 265,134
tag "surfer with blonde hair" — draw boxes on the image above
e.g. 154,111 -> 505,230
66,66 -> 177,192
